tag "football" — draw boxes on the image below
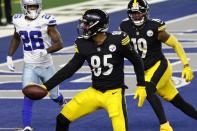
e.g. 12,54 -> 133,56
22,84 -> 48,100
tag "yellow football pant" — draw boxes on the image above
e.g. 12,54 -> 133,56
61,87 -> 128,131
145,59 -> 178,101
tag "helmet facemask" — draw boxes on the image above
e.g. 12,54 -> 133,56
78,9 -> 109,39
21,0 -> 42,20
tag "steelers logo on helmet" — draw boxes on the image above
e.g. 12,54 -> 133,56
127,0 -> 149,26
21,0 -> 42,19
77,9 -> 109,39
147,30 -> 153,37
109,44 -> 116,52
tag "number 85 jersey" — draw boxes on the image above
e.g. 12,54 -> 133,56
12,13 -> 56,65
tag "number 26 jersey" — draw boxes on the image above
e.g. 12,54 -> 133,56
12,13 -> 56,65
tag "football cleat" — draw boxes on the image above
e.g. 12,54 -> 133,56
160,121 -> 173,131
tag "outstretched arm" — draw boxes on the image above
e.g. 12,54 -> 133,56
44,53 -> 85,90
120,38 -> 146,107
158,30 -> 193,82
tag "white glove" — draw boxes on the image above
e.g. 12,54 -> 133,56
32,49 -> 48,59
6,56 -> 15,71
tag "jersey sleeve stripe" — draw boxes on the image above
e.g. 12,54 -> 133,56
122,36 -> 130,45
122,39 -> 130,45
158,25 -> 166,31
122,36 -> 129,42
74,44 -> 79,53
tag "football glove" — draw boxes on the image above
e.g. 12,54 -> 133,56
6,56 -> 15,71
160,121 -> 173,131
134,86 -> 147,107
181,66 -> 194,82
32,49 -> 48,59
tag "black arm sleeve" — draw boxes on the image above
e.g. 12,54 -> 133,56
121,43 -> 146,86
44,53 -> 85,91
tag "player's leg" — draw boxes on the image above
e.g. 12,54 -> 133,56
145,59 -> 171,127
39,66 -> 65,106
104,88 -> 128,131
161,79 -> 197,120
170,94 -> 197,120
56,87 -> 100,131
22,64 -> 39,130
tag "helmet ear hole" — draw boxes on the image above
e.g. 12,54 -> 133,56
77,9 -> 109,39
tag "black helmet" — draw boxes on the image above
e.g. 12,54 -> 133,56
127,0 -> 149,26
78,9 -> 109,39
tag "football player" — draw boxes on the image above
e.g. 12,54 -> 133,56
120,0 -> 197,130
6,0 -> 65,130
39,9 -> 147,131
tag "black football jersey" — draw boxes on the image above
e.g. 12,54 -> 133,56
44,31 -> 145,92
120,18 -> 166,70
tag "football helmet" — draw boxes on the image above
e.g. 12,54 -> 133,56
127,0 -> 149,26
78,9 -> 109,39
21,0 -> 42,19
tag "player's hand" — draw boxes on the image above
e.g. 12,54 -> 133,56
32,49 -> 48,59
6,56 -> 15,71
134,86 -> 147,107
181,66 -> 194,82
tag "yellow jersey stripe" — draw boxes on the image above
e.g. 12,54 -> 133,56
158,25 -> 166,31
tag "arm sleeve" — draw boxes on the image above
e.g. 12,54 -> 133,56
44,53 -> 85,90
120,42 -> 146,86
165,35 -> 189,66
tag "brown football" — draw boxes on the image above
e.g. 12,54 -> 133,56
22,84 -> 48,100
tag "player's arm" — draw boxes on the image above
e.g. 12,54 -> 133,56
8,29 -> 21,56
47,25 -> 64,53
120,34 -> 146,107
43,51 -> 85,91
158,30 -> 193,82
7,29 -> 21,71
120,35 -> 145,86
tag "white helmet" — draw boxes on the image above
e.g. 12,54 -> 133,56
21,0 -> 42,19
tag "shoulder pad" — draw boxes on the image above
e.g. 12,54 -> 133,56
112,31 -> 125,36
151,18 -> 166,32
112,31 -> 130,46
12,14 -> 24,25
13,14 -> 23,19
151,18 -> 165,25
122,18 -> 129,22
41,14 -> 57,26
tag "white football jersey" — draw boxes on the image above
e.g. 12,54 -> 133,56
12,13 -> 57,66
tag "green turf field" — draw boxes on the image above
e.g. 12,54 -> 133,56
2,0 -> 87,16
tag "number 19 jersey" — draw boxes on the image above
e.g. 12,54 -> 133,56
12,13 -> 57,66
120,18 -> 166,70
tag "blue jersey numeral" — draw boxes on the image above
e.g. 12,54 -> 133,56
19,31 -> 44,51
